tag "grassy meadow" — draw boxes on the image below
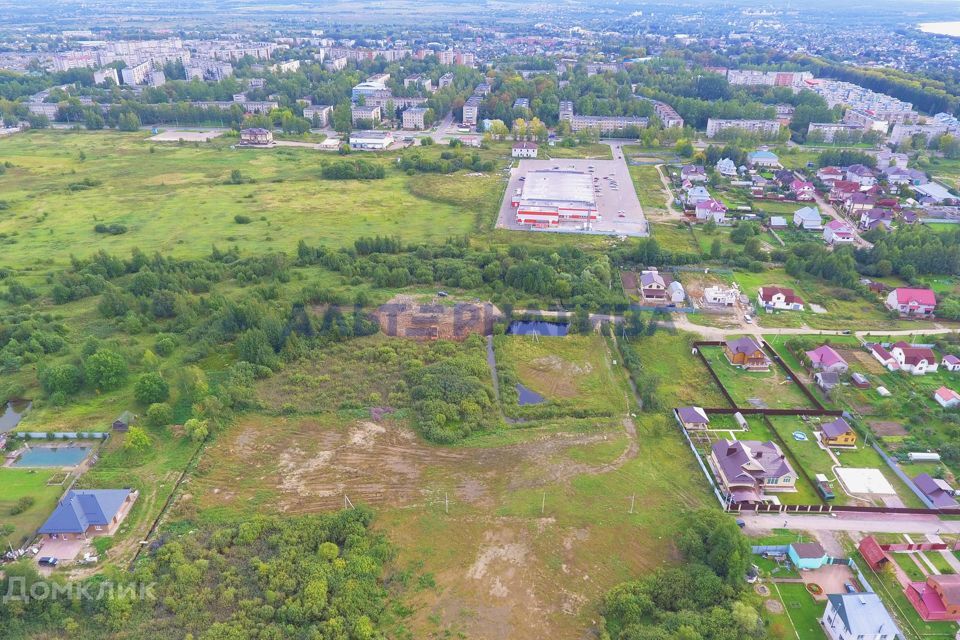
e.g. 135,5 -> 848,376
0,130 -> 503,271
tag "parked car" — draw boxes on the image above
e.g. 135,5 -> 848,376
38,557 -> 58,567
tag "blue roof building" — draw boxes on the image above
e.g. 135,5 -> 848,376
822,592 -> 900,640
39,489 -> 133,538
747,150 -> 780,168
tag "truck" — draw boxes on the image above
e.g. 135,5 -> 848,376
815,473 -> 835,501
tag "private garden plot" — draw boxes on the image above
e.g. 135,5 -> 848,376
698,345 -> 818,410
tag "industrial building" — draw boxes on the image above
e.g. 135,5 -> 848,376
513,170 -> 599,228
349,130 -> 394,150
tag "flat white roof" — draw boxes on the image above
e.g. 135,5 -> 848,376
519,170 -> 596,208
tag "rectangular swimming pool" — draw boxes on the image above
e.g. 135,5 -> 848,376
12,445 -> 91,467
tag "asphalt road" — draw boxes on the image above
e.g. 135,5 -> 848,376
741,512 -> 960,535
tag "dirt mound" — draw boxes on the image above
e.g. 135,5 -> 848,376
376,294 -> 502,341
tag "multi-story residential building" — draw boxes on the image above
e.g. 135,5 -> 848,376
93,68 -> 119,85
438,51 -> 475,67
706,118 -> 781,138
842,109 -> 889,134
807,122 -> 864,143
402,107 -> 428,130
462,96 -> 482,127
807,79 -> 916,123
513,98 -> 530,110
303,105 -> 332,127
726,69 -> 812,86
438,72 -> 455,89
351,105 -> 381,125
403,74 -> 433,92
120,60 -> 152,86
184,60 -> 234,82
558,100 -> 574,122
324,56 -> 347,72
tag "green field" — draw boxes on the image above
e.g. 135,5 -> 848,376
494,333 -> 636,416
0,130 -> 503,269
628,165 -> 670,216
0,467 -> 66,548
627,332 -> 729,408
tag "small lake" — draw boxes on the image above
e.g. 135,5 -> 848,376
0,400 -> 31,433
12,445 -> 91,468
516,383 -> 545,405
507,321 -> 569,336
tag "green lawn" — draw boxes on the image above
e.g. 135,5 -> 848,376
774,582 -> 827,640
732,268 -> 913,330
0,467 -> 65,548
650,221 -> 699,254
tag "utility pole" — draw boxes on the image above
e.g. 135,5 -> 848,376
629,494 -> 635,514
541,491 -> 545,515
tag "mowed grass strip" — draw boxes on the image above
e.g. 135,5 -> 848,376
0,467 -> 65,547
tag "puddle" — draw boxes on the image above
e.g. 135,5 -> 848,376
507,321 -> 569,337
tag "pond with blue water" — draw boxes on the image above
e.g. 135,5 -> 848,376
516,384 -> 545,405
12,445 -> 91,467
507,321 -> 569,337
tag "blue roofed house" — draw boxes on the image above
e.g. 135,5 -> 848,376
38,489 -> 137,541
822,592 -> 900,640
788,541 -> 830,570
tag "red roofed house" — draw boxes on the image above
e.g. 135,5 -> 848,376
890,342 -> 938,375
905,575 -> 960,621
758,286 -> 804,311
829,180 -> 860,202
790,179 -> 815,201
858,536 -> 890,571
806,345 -> 849,373
695,198 -> 727,224
934,386 -> 960,408
817,166 -> 843,184
870,343 -> 899,371
885,288 -> 937,318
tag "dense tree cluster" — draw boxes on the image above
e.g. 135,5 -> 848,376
321,159 -> 386,180
0,509 -> 396,639
601,510 -> 760,640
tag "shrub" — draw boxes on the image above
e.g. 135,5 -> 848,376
234,214 -> 252,224
124,426 -> 151,453
134,372 -> 169,405
146,402 -> 174,428
154,335 -> 176,357
10,496 -> 35,516
93,223 -> 128,235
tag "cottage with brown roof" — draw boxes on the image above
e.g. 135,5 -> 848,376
723,336 -> 771,371
758,286 -> 804,311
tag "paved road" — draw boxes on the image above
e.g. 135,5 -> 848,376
792,170 -> 873,249
742,512 -> 960,535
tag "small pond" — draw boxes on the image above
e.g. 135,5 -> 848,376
516,383 -> 545,406
507,321 -> 569,337
0,400 -> 31,433
12,445 -> 91,468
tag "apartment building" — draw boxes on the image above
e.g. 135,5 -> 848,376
706,118 -> 782,138
462,96 -> 482,127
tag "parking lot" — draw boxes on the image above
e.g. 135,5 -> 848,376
497,158 -> 648,236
